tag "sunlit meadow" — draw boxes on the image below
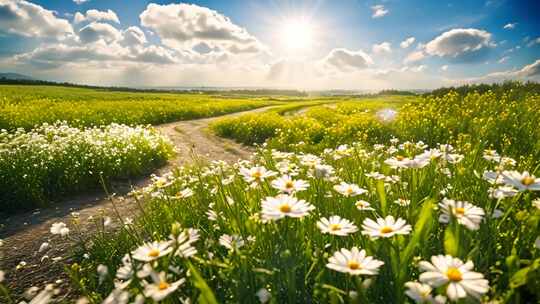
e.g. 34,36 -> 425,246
1,0 -> 539,303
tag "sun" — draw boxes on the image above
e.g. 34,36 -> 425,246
279,18 -> 314,51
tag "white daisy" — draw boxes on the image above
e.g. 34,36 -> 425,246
219,234 -> 245,250
438,198 -> 485,231
317,216 -> 358,236
361,215 -> 412,239
50,222 -> 69,236
239,166 -> 277,185
488,186 -> 518,199
482,149 -> 501,162
261,194 -> 315,221
313,164 -> 335,179
333,182 -> 368,197
271,175 -> 309,194
501,170 -> 540,191
143,271 -> 184,301
174,188 -> 194,199
355,200 -> 375,211
384,155 -> 411,168
326,247 -> 384,276
132,241 -> 172,262
404,281 -> 446,304
419,255 -> 489,301
533,198 -> 540,210
394,198 -> 411,206
171,228 -> 199,258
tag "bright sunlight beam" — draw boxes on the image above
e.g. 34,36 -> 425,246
279,18 -> 314,51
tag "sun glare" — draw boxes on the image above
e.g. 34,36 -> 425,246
280,19 -> 314,51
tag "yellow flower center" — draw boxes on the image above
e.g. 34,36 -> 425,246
279,204 -> 291,213
158,281 -> 170,290
346,187 -> 353,194
356,201 -> 365,208
454,207 -> 465,216
348,260 -> 361,270
446,267 -> 463,282
380,226 -> 394,234
285,181 -> 294,189
148,249 -> 160,257
521,176 -> 535,186
330,224 -> 341,231
396,155 -> 405,161
252,171 -> 262,179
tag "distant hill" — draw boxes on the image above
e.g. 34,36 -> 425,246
0,73 -> 34,80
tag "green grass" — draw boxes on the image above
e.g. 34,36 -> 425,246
0,85 -> 277,130
64,141 -> 539,303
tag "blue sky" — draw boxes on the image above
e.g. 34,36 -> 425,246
0,0 -> 538,89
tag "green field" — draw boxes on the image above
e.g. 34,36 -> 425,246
0,85 -> 276,130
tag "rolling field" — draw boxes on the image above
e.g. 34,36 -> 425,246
0,85 -> 276,130
1,83 -> 539,303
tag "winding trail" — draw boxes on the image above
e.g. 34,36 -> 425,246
0,106 -> 274,299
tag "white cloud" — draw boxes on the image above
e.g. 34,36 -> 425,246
74,9 -> 120,24
371,5 -> 388,18
503,23 -> 517,30
372,42 -> 392,54
425,28 -> 494,61
121,26 -> 147,46
139,3 -> 265,54
404,50 -> 426,64
497,56 -> 510,63
401,65 -> 427,72
78,22 -> 121,44
400,37 -> 415,49
459,59 -> 540,84
0,0 -> 73,39
73,0 -> 90,4
527,37 -> 540,47
441,65 -> 449,71
322,48 -> 373,72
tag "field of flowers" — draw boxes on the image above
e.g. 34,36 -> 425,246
212,83 -> 540,164
36,140 -> 539,303
1,83 -> 539,303
0,122 -> 174,212
0,85 -> 275,130
212,95 -> 415,150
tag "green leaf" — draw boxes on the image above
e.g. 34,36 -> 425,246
187,262 -> 218,304
510,266 -> 530,288
376,180 -> 387,215
444,226 -> 458,256
401,198 -> 435,264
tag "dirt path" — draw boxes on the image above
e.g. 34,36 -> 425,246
0,106 -> 273,300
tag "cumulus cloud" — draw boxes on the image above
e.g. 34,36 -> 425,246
372,42 -> 392,54
13,40 -> 180,69
400,37 -> 415,49
503,23 -> 517,30
441,65 -> 449,71
121,26 -> 147,46
74,9 -> 120,24
139,3 -> 265,54
78,22 -> 121,44
371,5 -> 388,18
425,28 -> 494,62
460,59 -> 540,84
0,0 -> 73,39
322,48 -> 373,72
73,0 -> 90,4
527,37 -> 540,47
404,50 -> 426,64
